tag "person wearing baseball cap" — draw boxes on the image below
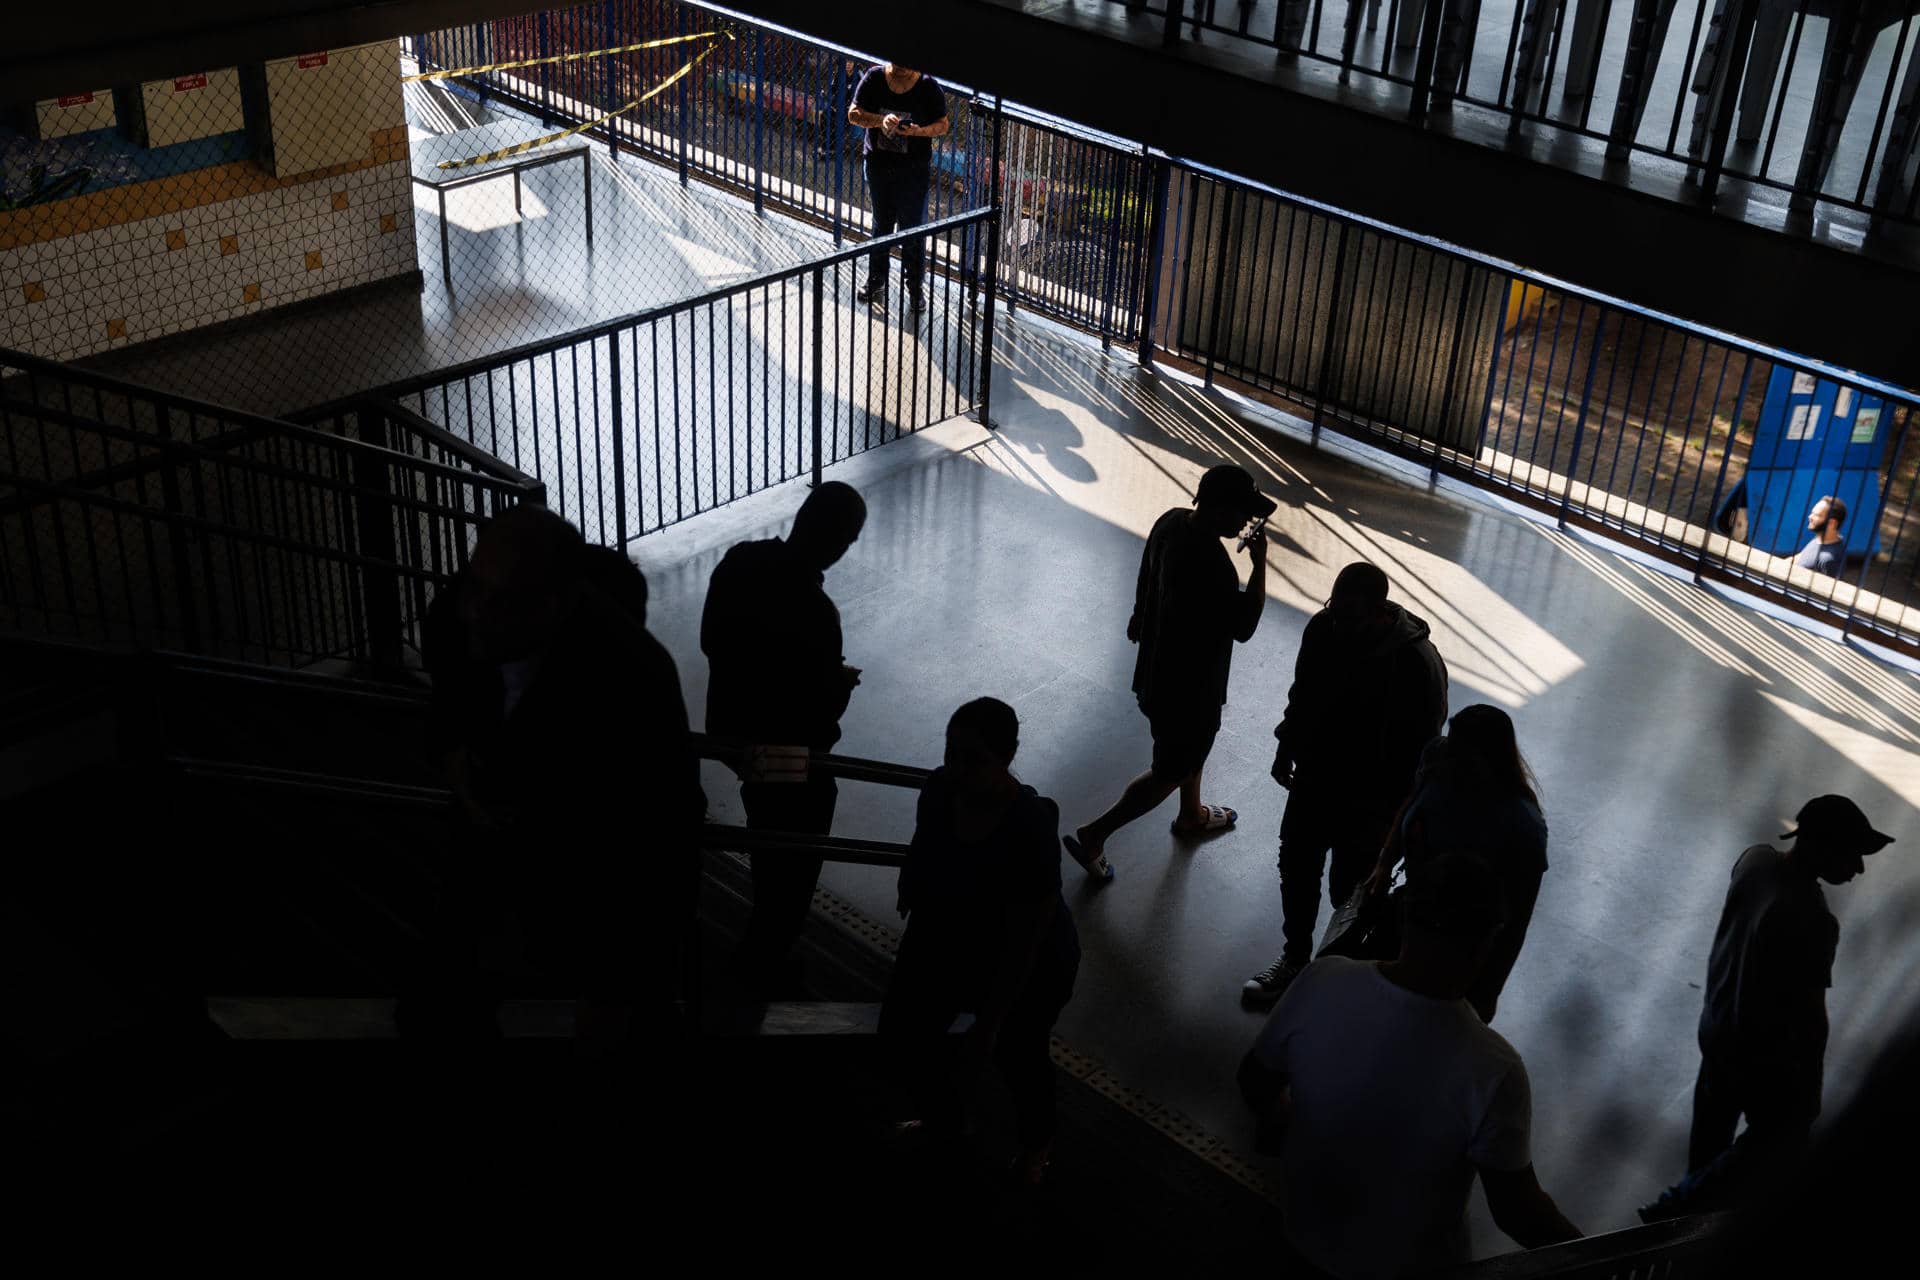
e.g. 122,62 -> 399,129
1063,463 -> 1275,881
1641,795 -> 1896,1222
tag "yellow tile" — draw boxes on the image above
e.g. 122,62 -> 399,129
304,250 -> 323,271
242,282 -> 261,303
379,212 -> 397,235
106,318 -> 126,339
166,228 -> 187,251
220,234 -> 238,256
22,281 -> 46,303
331,191 -> 349,212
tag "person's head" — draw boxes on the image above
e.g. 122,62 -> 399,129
883,63 -> 921,86
581,544 -> 649,628
460,504 -> 586,663
1398,854 -> 1509,988
944,697 -> 1019,799
1782,795 -> 1894,886
787,481 -> 867,571
1193,463 -> 1277,539
1808,495 -> 1848,536
1445,704 -> 1539,805
1326,561 -> 1393,641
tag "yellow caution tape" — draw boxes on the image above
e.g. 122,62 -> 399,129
434,37 -> 729,169
403,29 -> 726,82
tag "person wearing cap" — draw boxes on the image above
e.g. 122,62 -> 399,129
1239,855 -> 1582,1277
1242,561 -> 1449,1008
1062,463 -> 1272,880
1640,795 -> 1896,1222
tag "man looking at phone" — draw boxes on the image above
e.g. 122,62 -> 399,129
848,62 -> 949,315
1064,464 -> 1273,880
702,482 -> 868,997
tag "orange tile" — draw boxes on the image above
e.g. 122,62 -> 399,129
165,228 -> 187,251
220,234 -> 238,256
22,281 -> 45,303
331,191 -> 349,212
379,212 -> 397,235
304,250 -> 323,271
243,282 -> 262,303
106,318 -> 126,339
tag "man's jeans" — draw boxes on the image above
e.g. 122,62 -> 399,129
863,159 -> 931,290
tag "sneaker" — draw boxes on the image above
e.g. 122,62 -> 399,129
856,279 -> 886,305
1241,956 -> 1305,1008
907,286 -> 926,314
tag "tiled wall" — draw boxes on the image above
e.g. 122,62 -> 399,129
1,45 -> 419,364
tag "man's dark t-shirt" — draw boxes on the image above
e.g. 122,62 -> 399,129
1699,845 -> 1839,1072
701,538 -> 852,751
1797,537 -> 1845,577
1131,508 -> 1260,710
853,67 -> 948,166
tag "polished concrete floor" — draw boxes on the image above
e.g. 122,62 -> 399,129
633,307 -> 1920,1258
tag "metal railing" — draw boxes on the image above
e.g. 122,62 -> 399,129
405,1 -> 1152,347
309,209 -> 1000,547
0,351 -> 545,666
1113,0 -> 1920,226
1151,160 -> 1920,651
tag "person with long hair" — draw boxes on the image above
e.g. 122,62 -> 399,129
1363,704 -> 1547,1023
881,697 -> 1080,1184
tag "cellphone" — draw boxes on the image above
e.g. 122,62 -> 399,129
1236,518 -> 1267,552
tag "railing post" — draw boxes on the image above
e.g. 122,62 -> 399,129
810,266 -> 826,486
1098,153 -> 1126,352
1164,0 -> 1187,47
608,333 -> 629,546
1409,0 -> 1446,127
832,59 -> 847,246
973,98 -> 1007,431
154,402 -> 202,652
753,29 -> 766,216
603,3 -> 615,161
1137,154 -> 1171,366
677,4 -> 691,187
1694,355 -> 1758,583
1310,220 -> 1354,446
348,405 -> 405,671
1556,313 -> 1609,529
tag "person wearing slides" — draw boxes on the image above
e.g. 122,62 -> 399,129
1064,464 -> 1273,881
1242,561 -> 1449,1008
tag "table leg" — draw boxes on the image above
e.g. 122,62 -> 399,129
439,188 -> 451,286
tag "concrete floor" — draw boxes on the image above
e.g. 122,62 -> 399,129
632,307 -> 1920,1258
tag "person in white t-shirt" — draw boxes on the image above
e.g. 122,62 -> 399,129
1239,855 -> 1580,1279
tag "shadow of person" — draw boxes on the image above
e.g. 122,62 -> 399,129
1016,402 -> 1097,484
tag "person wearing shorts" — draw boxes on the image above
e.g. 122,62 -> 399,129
1063,464 -> 1273,881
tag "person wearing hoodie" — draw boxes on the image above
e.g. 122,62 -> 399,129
1242,561 -> 1449,1008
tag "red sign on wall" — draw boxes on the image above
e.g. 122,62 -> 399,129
296,53 -> 329,69
173,74 -> 208,92
56,92 -> 95,107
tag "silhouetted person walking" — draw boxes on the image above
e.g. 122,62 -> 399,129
1063,464 -> 1273,880
1640,795 -> 1896,1222
702,482 -> 868,997
1243,561 -> 1447,1007
1361,704 -> 1547,1023
1240,855 -> 1581,1278
882,697 -> 1079,1184
847,63 -> 949,314
414,507 -> 704,1040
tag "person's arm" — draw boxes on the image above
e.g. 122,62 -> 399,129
1229,527 -> 1267,642
1479,1164 -> 1582,1248
847,71 -> 889,130
1470,866 -> 1543,1023
1272,614 -> 1327,785
1236,1048 -> 1292,1153
1127,534 -> 1155,643
902,86 -> 950,139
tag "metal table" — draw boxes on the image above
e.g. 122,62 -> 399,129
409,120 -> 594,285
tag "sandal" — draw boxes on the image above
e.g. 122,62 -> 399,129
1171,804 -> 1237,837
1062,833 -> 1115,883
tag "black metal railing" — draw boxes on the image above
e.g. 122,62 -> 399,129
1149,159 -> 1920,651
309,208 -> 999,547
405,1 -> 1152,347
0,351 -> 545,667
1111,0 -> 1920,227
